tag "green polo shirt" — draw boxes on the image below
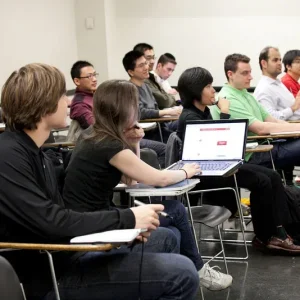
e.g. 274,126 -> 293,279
210,84 -> 270,161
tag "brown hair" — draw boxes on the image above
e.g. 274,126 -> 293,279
224,53 -> 250,80
1,63 -> 66,131
85,80 -> 139,151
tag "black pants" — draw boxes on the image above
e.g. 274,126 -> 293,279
140,139 -> 166,168
194,163 -> 291,242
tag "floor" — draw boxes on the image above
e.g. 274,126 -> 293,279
195,220 -> 300,300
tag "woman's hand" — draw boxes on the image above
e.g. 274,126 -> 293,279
182,163 -> 202,178
124,125 -> 145,145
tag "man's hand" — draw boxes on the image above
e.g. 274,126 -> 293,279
168,88 -> 178,95
123,126 -> 145,145
162,106 -> 182,116
217,97 -> 230,114
130,204 -> 164,231
292,91 -> 300,112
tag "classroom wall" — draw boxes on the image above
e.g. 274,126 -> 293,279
0,0 -> 78,90
105,0 -> 300,86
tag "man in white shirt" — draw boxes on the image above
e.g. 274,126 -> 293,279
254,46 -> 300,120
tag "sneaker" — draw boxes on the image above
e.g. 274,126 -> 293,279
198,263 -> 233,291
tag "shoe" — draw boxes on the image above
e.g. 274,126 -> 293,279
198,263 -> 233,291
267,235 -> 300,253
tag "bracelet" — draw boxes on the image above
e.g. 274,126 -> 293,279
180,169 -> 188,179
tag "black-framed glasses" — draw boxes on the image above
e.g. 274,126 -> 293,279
79,72 -> 99,80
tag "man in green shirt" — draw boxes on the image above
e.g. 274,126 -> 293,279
210,53 -> 300,169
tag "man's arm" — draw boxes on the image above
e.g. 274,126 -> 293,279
249,120 -> 300,135
139,100 -> 160,119
70,101 -> 94,129
0,148 -> 135,240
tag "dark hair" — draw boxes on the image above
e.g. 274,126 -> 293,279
71,60 -> 93,80
258,46 -> 278,70
1,63 -> 66,131
224,54 -> 250,80
177,67 -> 213,108
282,50 -> 300,72
157,53 -> 177,66
84,80 -> 139,152
122,50 -> 144,75
133,43 -> 153,54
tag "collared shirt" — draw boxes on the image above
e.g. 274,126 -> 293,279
281,73 -> 300,97
210,84 -> 270,161
152,71 -> 173,93
70,88 -> 94,129
254,75 -> 299,120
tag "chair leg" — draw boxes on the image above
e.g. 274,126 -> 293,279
185,192 -> 200,253
45,250 -> 61,300
218,225 -> 228,274
20,283 -> 27,300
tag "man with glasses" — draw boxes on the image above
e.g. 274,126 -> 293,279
70,60 -> 99,129
281,49 -> 300,97
254,46 -> 300,121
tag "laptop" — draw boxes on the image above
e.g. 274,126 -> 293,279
169,119 -> 248,176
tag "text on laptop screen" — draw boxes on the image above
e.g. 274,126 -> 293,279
182,122 -> 246,161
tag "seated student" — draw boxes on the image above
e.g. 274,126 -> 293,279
157,53 -> 181,96
122,50 -> 180,143
145,53 -> 178,109
69,60 -> 166,167
210,53 -> 300,171
63,79 -> 233,291
281,49 -> 300,97
254,46 -> 300,120
177,66 -> 300,253
0,63 -> 200,300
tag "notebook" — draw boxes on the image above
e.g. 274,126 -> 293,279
125,179 -> 200,192
70,228 -> 147,244
169,119 -> 248,176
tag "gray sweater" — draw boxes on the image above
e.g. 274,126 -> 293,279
136,84 -> 160,119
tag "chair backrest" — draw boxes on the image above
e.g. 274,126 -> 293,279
67,120 -> 83,143
165,132 -> 182,167
0,256 -> 25,300
140,148 -> 160,169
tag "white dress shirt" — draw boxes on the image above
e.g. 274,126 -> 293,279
254,75 -> 300,120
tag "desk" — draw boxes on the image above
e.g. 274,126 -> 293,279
288,120 -> 300,123
247,132 -> 300,140
126,179 -> 200,252
0,123 -> 5,132
245,144 -> 273,153
43,141 -> 75,148
139,116 -> 179,142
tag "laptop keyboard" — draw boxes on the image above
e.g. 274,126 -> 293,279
172,161 -> 232,171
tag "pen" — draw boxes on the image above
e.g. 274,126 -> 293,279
134,200 -> 171,218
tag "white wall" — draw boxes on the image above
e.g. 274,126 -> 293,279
0,0 -> 78,90
106,0 -> 300,86
75,0 -> 109,83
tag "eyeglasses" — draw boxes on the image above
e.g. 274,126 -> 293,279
79,72 -> 99,80
136,61 -> 149,69
145,55 -> 155,61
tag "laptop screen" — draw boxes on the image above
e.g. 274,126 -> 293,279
182,121 -> 247,161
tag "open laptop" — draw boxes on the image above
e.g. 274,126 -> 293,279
169,119 -> 248,176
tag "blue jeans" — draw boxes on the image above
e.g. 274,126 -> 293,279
154,200 -> 204,271
44,227 -> 199,300
249,139 -> 300,169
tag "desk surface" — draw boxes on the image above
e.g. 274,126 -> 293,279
246,144 -> 273,153
247,132 -> 300,140
43,141 -> 75,148
139,116 -> 179,123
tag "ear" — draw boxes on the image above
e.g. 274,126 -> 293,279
156,63 -> 162,70
261,59 -> 268,69
287,64 -> 292,71
227,70 -> 233,80
73,78 -> 80,86
128,69 -> 134,77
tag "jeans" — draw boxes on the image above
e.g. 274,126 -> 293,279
159,200 -> 204,271
194,163 -> 291,242
248,138 -> 300,169
44,227 -> 199,300
140,138 -> 166,168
